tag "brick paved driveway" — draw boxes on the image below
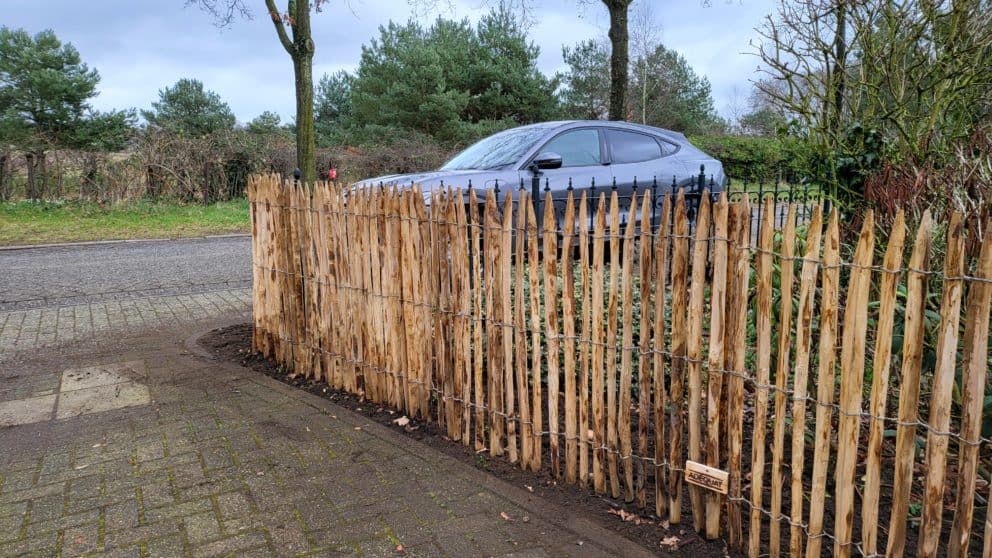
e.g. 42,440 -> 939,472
0,241 -> 654,558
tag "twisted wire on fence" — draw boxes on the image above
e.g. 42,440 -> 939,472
248,174 -> 992,558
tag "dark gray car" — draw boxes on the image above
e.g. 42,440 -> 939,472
356,120 -> 726,204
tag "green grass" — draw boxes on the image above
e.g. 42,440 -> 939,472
0,198 -> 250,246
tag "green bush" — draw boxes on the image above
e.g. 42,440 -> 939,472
688,135 -> 812,183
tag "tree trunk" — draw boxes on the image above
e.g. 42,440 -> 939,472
266,0 -> 316,185
38,151 -> 48,199
83,154 -> 98,200
293,52 -> 316,185
605,0 -> 632,121
0,153 -> 7,201
26,152 -> 36,200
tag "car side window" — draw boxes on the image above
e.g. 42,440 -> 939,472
540,129 -> 602,167
608,130 -> 663,164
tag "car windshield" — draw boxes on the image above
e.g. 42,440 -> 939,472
440,125 -> 552,171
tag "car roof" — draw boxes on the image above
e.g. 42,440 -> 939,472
537,120 -> 689,144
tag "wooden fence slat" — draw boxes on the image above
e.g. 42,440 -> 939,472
951,218 -> 992,557
653,194 -> 672,519
578,193 -> 592,488
769,204 -> 797,558
469,191 -> 486,452
918,212 -> 965,558
591,194 -> 607,494
456,195 -> 472,443
749,197 -> 776,557
416,191 -> 433,416
371,190 -> 385,400
544,192 -> 562,479
528,196 -> 543,472
726,199 -> 750,547
804,209 -> 840,558
484,191 -> 503,455
512,193 -> 528,465
435,193 -> 453,432
618,192 -> 638,503
606,192 -> 622,497
499,194 -> 515,457
832,211 -> 874,558
705,193 -> 730,540
636,191 -> 654,509
886,210 -> 933,558
444,192 -> 457,425
788,205 -> 823,558
860,210 -> 906,554
668,190 -> 690,523
687,192 -> 712,532
562,192 -> 578,485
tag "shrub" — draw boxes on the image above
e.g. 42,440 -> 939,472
688,135 -> 811,183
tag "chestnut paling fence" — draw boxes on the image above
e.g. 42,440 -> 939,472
248,173 -> 992,557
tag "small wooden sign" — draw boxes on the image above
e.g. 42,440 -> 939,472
685,460 -> 729,494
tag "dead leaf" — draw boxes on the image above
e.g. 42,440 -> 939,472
395,544 -> 405,555
607,508 -> 648,525
394,416 -> 410,427
525,485 -> 534,493
660,536 -> 681,551
660,519 -> 670,529
500,511 -> 514,522
522,516 -> 530,523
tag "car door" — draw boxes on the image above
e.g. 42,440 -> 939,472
523,127 -> 613,223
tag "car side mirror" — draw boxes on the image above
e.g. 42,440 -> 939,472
531,152 -> 563,170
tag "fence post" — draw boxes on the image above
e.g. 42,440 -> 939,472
530,165 -> 542,224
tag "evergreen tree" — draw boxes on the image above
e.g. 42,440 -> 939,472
0,26 -> 106,198
142,78 -> 236,137
349,7 -> 558,144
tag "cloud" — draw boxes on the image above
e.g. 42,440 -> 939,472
4,0 -> 777,125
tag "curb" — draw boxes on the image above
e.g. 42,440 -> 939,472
184,325 -> 659,558
0,233 -> 250,252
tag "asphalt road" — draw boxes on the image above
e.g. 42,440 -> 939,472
0,236 -> 252,311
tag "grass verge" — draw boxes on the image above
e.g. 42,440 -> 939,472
0,198 -> 250,246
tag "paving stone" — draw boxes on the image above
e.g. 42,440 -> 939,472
62,522 -> 102,556
145,532 -> 185,557
104,520 -> 181,549
216,491 -> 252,520
190,531 -> 270,558
184,510 -> 223,546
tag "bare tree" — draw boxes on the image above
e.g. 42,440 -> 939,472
629,0 -> 662,124
188,0 -> 323,184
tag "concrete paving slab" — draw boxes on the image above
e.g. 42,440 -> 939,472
60,361 -> 146,392
55,382 -> 151,419
0,394 -> 55,426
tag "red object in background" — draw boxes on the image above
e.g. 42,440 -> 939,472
328,167 -> 338,181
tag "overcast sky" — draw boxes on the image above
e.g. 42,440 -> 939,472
5,0 -> 777,125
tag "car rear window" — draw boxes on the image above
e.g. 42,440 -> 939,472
608,130 -> 663,164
